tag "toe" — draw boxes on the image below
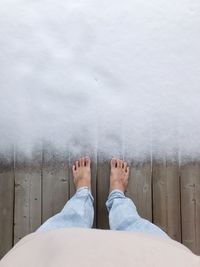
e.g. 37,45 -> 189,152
111,158 -> 117,168
75,161 -> 79,169
80,157 -> 84,166
119,160 -> 123,168
85,156 -> 91,167
72,165 -> 76,172
123,162 -> 127,169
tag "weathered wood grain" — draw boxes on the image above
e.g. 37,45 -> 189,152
1,151 -> 200,256
69,153 -> 76,198
0,151 -> 14,259
97,159 -> 110,229
126,161 -> 152,222
152,158 -> 181,241
42,147 -> 69,223
14,149 -> 42,244
91,154 -> 97,227
180,162 -> 200,255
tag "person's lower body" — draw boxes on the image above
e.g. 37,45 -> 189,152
37,186 -> 169,238
106,189 -> 169,238
37,187 -> 94,232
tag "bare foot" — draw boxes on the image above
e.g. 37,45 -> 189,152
72,157 -> 91,190
109,158 -> 130,193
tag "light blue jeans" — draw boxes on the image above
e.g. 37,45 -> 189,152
37,187 -> 169,238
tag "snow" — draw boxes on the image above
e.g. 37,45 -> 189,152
0,0 -> 200,161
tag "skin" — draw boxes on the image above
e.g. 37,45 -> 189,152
72,157 -> 130,193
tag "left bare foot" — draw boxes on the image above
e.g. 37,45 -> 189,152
72,157 -> 91,190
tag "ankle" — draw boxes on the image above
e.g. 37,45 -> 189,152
76,180 -> 91,191
109,181 -> 125,193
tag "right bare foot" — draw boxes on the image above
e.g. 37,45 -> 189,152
109,158 -> 130,193
72,157 -> 91,190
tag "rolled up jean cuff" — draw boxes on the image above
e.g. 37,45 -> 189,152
108,189 -> 125,199
76,186 -> 94,202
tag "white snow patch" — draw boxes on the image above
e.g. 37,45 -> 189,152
0,0 -> 200,161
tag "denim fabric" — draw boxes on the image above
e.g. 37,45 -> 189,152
37,187 -> 169,238
106,190 -> 169,238
37,187 -> 94,232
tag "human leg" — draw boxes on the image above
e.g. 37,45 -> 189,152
37,157 -> 94,232
106,158 -> 169,238
106,189 -> 169,237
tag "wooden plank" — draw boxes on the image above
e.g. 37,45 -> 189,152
180,162 -> 200,255
96,132 -> 123,229
91,155 -> 97,228
42,146 -> 69,223
152,158 -> 181,241
0,150 -> 14,259
126,160 -> 152,222
97,159 -> 110,229
14,148 -> 42,244
69,153 -> 76,198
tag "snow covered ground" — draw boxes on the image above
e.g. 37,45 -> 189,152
0,0 -> 200,161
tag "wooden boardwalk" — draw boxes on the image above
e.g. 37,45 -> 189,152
0,148 -> 200,259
